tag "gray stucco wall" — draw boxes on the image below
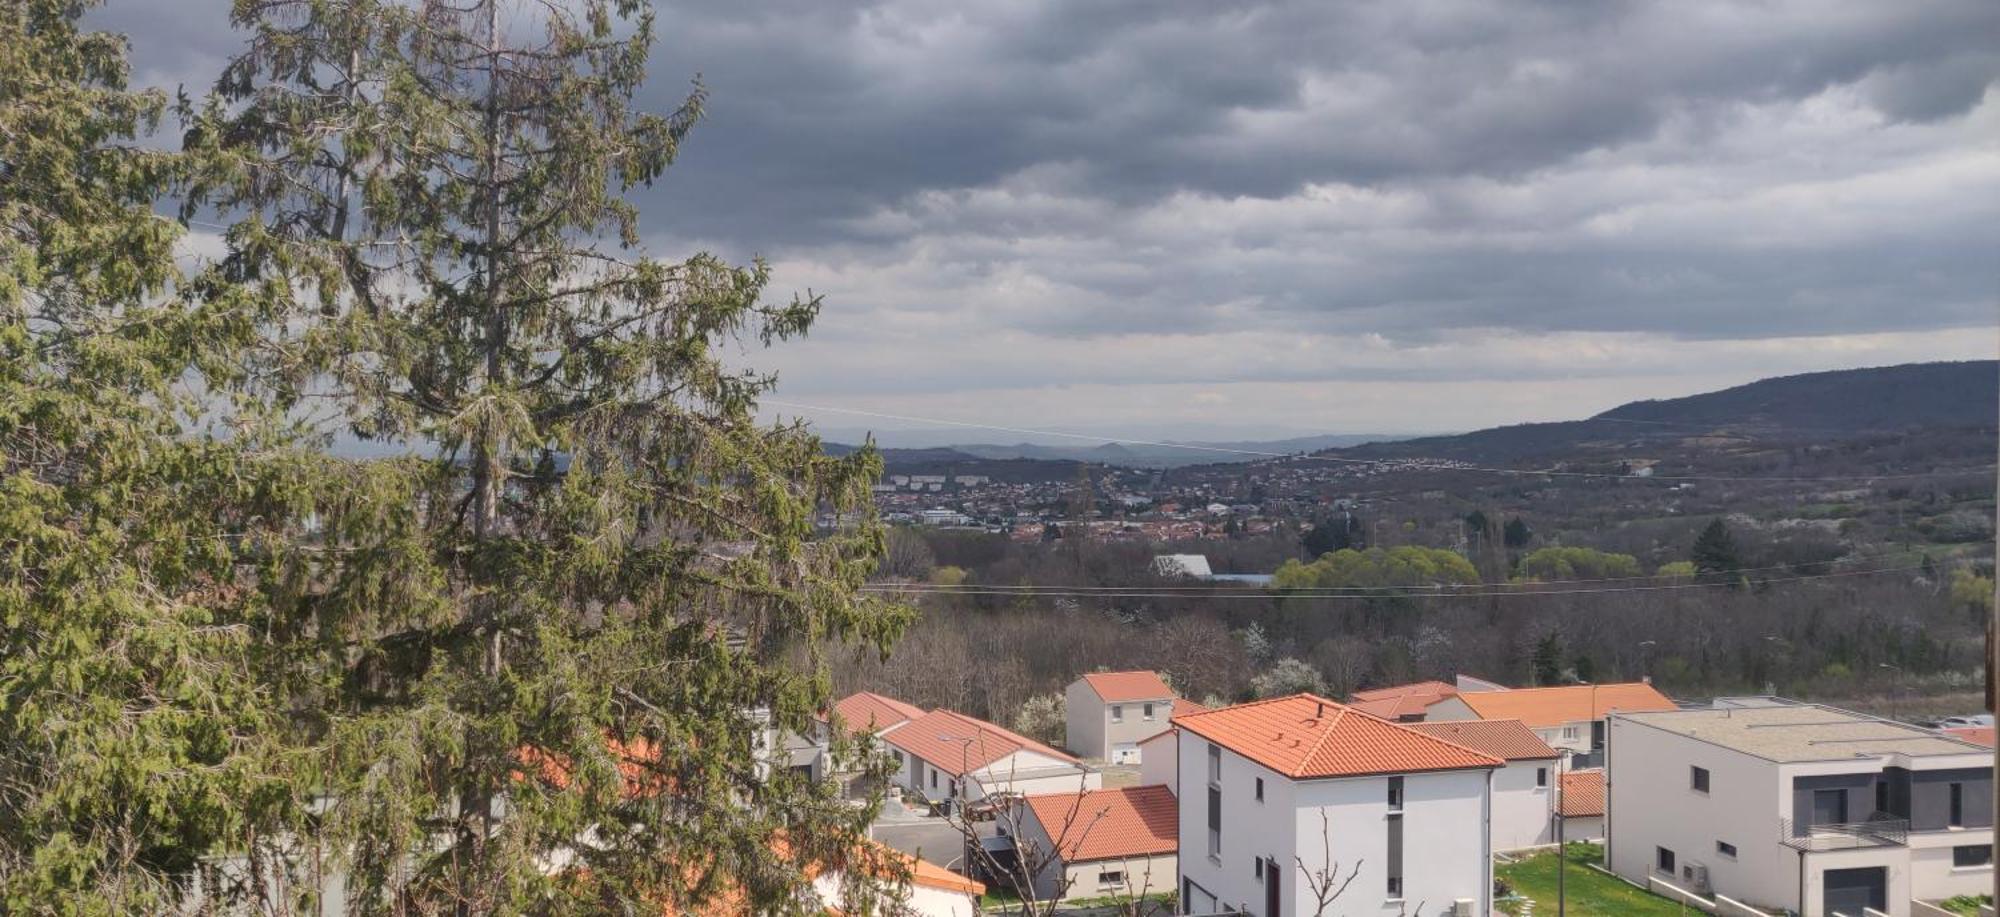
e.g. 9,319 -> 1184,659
1909,767 -> 1992,831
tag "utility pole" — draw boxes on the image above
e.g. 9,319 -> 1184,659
1556,747 -> 1572,917
1989,393 -> 1996,905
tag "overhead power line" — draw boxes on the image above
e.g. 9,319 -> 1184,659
764,399 -> 1993,484
862,559 -> 1937,601
865,544 -> 1983,595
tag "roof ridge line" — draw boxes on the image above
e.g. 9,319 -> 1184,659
1291,693 -> 1349,778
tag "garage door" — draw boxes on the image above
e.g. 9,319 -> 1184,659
1822,866 -> 1885,916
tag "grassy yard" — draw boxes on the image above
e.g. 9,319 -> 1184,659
1496,844 -> 1697,917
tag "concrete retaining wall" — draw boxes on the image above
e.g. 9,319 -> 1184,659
1646,876 -> 1717,914
1714,893 -> 1774,916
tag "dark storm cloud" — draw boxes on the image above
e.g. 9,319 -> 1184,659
91,0 -> 2000,425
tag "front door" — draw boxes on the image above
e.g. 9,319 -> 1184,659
1822,866 -> 1885,916
1264,856 -> 1280,916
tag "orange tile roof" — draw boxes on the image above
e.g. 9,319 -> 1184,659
1079,670 -> 1176,703
883,709 -> 1081,775
654,836 -> 982,915
1020,785 -> 1178,863
1944,726 -> 1995,747
1559,769 -> 1605,818
1352,680 -> 1458,702
1174,694 -> 1504,779
1454,683 -> 1675,728
1406,719 -> 1559,761
829,691 -> 927,735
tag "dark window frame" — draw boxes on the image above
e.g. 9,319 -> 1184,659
1656,846 -> 1676,875
1690,765 -> 1709,793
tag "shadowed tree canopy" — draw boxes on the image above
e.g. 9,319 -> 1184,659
170,0 -> 912,910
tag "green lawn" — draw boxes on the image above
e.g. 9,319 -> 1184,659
1496,844 -> 1697,917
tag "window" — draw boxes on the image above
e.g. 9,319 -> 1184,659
1950,782 -> 1965,827
1716,840 -> 1737,858
1143,702 -> 1156,721
1954,844 -> 1993,868
1876,779 -> 1889,815
892,750 -> 904,764
1387,776 -> 1404,811
1255,777 -> 1264,802
1207,743 -> 1221,783
1656,847 -> 1676,875
1812,788 -> 1848,826
1111,704 -> 1123,723
1386,813 -> 1404,898
1098,869 -> 1125,886
1536,767 -> 1548,788
1207,785 -> 1221,859
1253,857 -> 1263,879
1562,725 -> 1580,741
1690,766 -> 1709,793
929,769 -> 937,789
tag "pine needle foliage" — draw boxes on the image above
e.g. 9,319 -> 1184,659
170,0 -> 911,911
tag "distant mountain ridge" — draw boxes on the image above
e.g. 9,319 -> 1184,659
826,432 -> 1404,470
1329,361 -> 1997,464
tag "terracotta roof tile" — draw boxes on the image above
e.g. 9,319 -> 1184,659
1174,694 -> 1503,779
883,709 -> 1081,775
1944,726 -> 1995,747
1454,683 -> 1675,728
829,692 -> 927,735
1352,680 -> 1458,702
1078,671 -> 1176,703
1020,785 -> 1178,863
1559,769 -> 1605,817
1406,719 -> 1559,761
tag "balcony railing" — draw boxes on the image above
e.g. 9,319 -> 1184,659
1569,750 -> 1605,770
1778,813 -> 1909,851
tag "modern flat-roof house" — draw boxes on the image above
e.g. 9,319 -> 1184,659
1173,694 -> 1503,916
1427,681 -> 1676,767
1408,719 -> 1560,851
1066,670 -> 1181,764
885,709 -> 1100,805
1607,702 -> 1993,917
1014,785 -> 1178,901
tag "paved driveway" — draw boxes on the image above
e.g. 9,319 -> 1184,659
871,819 -> 977,872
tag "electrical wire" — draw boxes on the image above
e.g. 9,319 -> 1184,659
861,559 -> 1939,601
764,399 -> 1995,483
859,543 -> 1988,594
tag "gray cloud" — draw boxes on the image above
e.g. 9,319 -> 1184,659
93,0 -> 2000,432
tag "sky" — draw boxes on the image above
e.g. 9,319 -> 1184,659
100,0 -> 2000,443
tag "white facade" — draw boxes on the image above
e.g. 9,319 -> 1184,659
1139,728 -> 1178,791
1490,759 -> 1557,851
1173,728 -> 1492,916
1065,677 -> 1176,763
1426,695 -> 1593,756
1607,708 -> 1994,917
897,747 -> 1100,803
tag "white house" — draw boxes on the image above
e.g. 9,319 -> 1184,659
1607,701 -> 1993,916
1015,785 -> 1178,901
1407,719 -> 1560,851
1426,681 -> 1676,766
1065,670 -> 1187,763
1558,770 -> 1605,842
823,691 -> 929,795
1173,694 -> 1503,916
883,708 -> 1100,804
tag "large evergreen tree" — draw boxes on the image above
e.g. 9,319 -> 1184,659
1691,518 -> 1744,585
181,0 -> 910,911
0,0 -> 319,907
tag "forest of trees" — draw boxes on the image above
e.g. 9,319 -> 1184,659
837,519 -> 1994,725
